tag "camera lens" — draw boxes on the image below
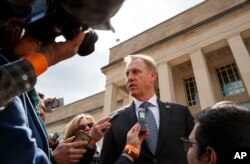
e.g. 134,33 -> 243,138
78,30 -> 98,56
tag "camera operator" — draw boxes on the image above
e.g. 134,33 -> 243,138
0,0 -> 125,163
0,18 -> 85,108
0,1 -> 90,163
0,0 -> 124,108
0,16 -> 86,164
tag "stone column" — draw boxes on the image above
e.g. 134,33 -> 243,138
157,63 -> 176,102
227,34 -> 250,96
118,88 -> 129,106
103,83 -> 118,116
190,50 -> 216,109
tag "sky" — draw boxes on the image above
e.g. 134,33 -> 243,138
35,0 -> 204,105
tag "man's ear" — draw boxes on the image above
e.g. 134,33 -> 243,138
150,70 -> 157,81
201,146 -> 217,164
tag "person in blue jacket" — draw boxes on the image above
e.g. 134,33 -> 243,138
0,0 -> 86,163
0,0 -> 126,163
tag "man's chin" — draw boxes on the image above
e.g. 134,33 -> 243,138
130,91 -> 138,98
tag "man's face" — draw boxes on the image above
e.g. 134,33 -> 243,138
187,123 -> 201,164
125,58 -> 156,101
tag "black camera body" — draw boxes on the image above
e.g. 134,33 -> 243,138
26,0 -> 98,56
0,0 -> 124,55
26,1 -> 82,42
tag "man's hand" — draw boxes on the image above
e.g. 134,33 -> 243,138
42,97 -> 56,112
126,123 -> 149,152
52,136 -> 87,164
40,31 -> 85,66
48,133 -> 59,149
15,31 -> 85,66
88,116 -> 112,148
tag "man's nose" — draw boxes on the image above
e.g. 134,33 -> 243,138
127,73 -> 134,80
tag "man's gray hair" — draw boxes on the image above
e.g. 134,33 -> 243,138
124,54 -> 156,71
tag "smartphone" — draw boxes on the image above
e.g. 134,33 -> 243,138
52,131 -> 60,140
138,110 -> 147,132
47,98 -> 64,110
74,130 -> 92,144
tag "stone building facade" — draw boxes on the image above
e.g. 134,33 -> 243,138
46,0 -> 250,137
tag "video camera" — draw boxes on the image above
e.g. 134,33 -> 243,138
1,0 -> 124,56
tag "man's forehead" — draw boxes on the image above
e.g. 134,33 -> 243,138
127,59 -> 145,67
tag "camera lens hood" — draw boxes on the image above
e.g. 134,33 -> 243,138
78,30 -> 98,56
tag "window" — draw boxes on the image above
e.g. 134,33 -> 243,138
184,76 -> 199,106
240,102 -> 250,109
216,63 -> 245,96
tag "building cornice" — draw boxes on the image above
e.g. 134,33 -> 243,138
101,0 -> 250,73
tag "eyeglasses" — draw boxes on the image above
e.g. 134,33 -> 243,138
77,123 -> 94,131
180,137 -> 198,151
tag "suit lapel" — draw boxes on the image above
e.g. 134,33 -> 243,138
155,99 -> 171,156
123,102 -> 138,129
125,101 -> 154,156
124,101 -> 172,157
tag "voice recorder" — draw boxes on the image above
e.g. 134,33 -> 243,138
138,110 -> 147,132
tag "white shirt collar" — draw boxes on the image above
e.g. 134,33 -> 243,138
134,94 -> 158,110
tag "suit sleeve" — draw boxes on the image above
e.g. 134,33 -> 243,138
79,145 -> 96,163
0,59 -> 36,107
114,155 -> 133,164
100,126 -> 120,164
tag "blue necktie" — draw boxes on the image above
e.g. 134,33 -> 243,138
140,102 -> 158,154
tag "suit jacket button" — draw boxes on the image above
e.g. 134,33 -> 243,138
152,159 -> 158,163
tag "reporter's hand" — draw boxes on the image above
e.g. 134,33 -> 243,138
49,133 -> 59,148
14,34 -> 40,56
126,123 -> 149,152
88,116 -> 112,148
38,99 -> 46,121
52,136 -> 87,164
15,31 -> 85,66
40,31 -> 85,66
43,97 -> 56,112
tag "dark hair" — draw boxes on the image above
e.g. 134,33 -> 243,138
38,92 -> 45,99
0,18 -> 24,49
195,105 -> 250,163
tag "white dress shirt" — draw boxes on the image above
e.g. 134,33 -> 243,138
134,94 -> 160,130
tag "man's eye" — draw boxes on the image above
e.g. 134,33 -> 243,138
133,70 -> 139,74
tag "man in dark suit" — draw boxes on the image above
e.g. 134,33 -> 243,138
100,54 -> 194,164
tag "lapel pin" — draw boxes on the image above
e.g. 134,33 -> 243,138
165,105 -> 171,109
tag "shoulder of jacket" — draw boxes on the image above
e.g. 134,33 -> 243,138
168,102 -> 187,107
158,99 -> 188,109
